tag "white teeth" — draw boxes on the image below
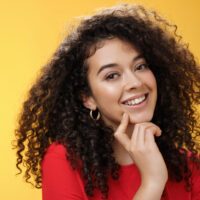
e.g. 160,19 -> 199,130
124,95 -> 146,106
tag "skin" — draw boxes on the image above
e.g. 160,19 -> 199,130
84,38 -> 157,129
115,113 -> 168,200
83,38 -> 168,199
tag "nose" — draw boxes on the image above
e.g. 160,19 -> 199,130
123,71 -> 143,91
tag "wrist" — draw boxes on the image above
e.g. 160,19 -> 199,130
141,179 -> 166,194
132,181 -> 166,200
140,169 -> 168,188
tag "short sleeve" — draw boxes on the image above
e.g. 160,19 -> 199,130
42,143 -> 87,200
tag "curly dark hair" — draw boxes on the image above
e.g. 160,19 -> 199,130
14,3 -> 200,199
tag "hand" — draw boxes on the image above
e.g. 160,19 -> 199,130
114,113 -> 168,198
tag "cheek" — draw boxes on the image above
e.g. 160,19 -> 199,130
145,73 -> 157,90
147,75 -> 157,104
92,83 -> 120,102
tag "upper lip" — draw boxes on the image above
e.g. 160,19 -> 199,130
121,93 -> 148,104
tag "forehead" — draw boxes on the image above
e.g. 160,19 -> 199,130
85,38 -> 140,70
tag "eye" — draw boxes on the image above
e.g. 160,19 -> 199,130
105,73 -> 119,80
136,63 -> 148,71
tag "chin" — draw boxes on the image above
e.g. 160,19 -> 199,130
129,114 -> 154,124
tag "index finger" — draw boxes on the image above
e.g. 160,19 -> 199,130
114,113 -> 130,150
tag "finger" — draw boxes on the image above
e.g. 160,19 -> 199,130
148,125 -> 162,137
116,113 -> 129,134
137,122 -> 162,137
131,124 -> 140,146
114,113 -> 130,150
135,125 -> 145,147
144,126 -> 161,145
132,124 -> 154,146
155,127 -> 162,137
132,123 -> 161,148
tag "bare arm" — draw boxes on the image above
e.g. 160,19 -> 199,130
114,113 -> 168,200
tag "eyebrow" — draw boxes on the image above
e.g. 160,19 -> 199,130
97,54 -> 144,75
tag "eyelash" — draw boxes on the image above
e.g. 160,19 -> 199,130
105,73 -> 119,80
105,63 -> 148,80
136,63 -> 148,70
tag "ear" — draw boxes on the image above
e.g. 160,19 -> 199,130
82,94 -> 97,110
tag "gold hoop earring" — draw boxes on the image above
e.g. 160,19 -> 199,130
90,110 -> 100,120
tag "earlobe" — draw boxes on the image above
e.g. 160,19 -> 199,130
82,95 -> 97,110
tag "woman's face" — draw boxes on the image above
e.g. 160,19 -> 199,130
84,38 -> 157,130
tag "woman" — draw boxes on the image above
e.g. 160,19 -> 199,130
14,4 -> 200,200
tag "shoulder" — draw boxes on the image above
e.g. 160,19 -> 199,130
43,142 -> 67,160
41,141 -> 79,175
165,151 -> 200,199
182,151 -> 200,199
42,142 -> 87,199
188,154 -> 200,199
181,150 -> 200,183
42,142 -> 72,174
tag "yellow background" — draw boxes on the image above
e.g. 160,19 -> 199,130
0,0 -> 199,199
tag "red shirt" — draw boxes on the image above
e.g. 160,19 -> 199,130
42,142 -> 200,200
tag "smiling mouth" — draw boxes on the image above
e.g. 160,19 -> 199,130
123,94 -> 148,106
